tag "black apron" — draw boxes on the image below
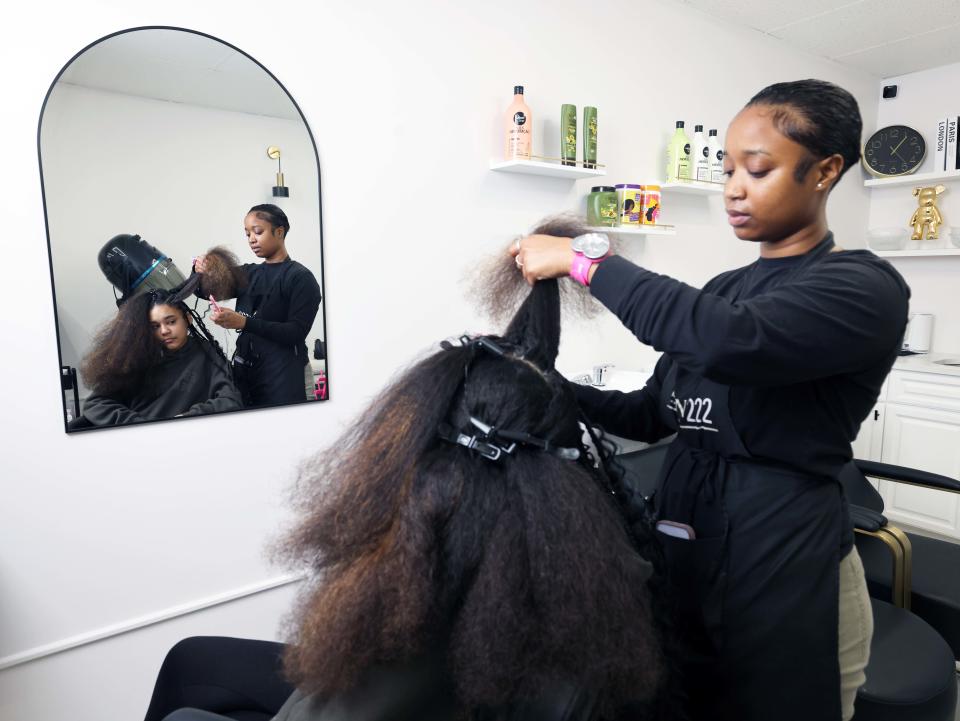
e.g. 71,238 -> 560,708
233,261 -> 308,407
653,240 -> 845,721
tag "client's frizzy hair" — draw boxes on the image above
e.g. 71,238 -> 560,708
198,246 -> 249,301
277,271 -> 666,717
470,213 -> 623,326
81,284 -> 228,398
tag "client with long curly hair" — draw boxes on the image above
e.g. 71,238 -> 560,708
79,287 -> 241,426
143,227 -> 666,721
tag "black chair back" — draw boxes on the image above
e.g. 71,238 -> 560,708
838,461 -> 885,513
616,443 -> 669,497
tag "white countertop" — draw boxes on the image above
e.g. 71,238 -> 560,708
893,352 -> 960,377
574,358 -> 960,385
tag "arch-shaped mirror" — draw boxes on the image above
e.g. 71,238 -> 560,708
39,27 -> 328,432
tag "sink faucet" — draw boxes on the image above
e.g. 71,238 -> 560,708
592,364 -> 614,386
570,364 -> 615,387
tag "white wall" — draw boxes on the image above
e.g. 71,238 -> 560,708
867,61 -> 960,353
0,2 -> 878,720
41,82 -> 325,401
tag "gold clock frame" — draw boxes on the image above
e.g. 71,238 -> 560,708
861,125 -> 927,178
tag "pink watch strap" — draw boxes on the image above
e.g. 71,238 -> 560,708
570,252 -> 598,286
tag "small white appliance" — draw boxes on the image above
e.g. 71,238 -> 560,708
902,313 -> 934,354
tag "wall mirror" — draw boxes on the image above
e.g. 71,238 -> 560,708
39,27 -> 327,433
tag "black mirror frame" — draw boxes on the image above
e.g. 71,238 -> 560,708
37,25 -> 330,433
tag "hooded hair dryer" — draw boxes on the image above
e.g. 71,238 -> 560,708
98,234 -> 188,306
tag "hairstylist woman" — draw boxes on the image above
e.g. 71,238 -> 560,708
196,204 -> 322,407
512,80 -> 910,721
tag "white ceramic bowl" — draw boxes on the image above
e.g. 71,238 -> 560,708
867,227 -> 908,251
950,227 -> 960,249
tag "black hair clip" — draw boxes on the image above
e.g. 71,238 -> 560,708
437,416 -> 580,463
491,422 -> 581,461
438,418 -> 515,462
439,334 -> 508,358
472,337 -> 507,357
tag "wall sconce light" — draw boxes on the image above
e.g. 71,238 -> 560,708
267,146 -> 289,197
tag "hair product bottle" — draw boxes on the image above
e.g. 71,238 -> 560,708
692,124 -> 709,181
561,104 -> 577,166
641,184 -> 661,225
586,185 -> 618,226
583,106 -> 598,169
615,183 -> 644,225
666,121 -> 692,181
708,129 -> 724,182
505,86 -> 533,160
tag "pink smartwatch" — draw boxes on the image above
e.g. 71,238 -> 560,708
569,232 -> 611,286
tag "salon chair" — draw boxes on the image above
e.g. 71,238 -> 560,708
842,459 -> 959,721
616,446 -> 958,721
161,710 -> 268,721
845,460 -> 960,661
66,415 -> 94,430
615,442 -> 669,498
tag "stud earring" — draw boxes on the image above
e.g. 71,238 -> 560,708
817,182 -> 823,188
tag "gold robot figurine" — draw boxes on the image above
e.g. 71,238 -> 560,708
910,184 -> 947,240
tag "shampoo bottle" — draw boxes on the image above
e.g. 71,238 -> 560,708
561,104 -> 577,166
666,121 -> 692,181
708,129 -> 724,182
505,85 -> 533,160
583,106 -> 598,168
692,124 -> 709,181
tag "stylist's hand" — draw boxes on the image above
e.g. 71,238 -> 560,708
193,254 -> 209,274
212,308 -> 246,330
510,234 -> 574,285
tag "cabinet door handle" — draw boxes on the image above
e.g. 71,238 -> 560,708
874,410 -> 880,421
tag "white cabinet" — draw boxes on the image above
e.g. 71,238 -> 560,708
878,402 -> 960,539
858,369 -> 960,540
851,403 -> 884,466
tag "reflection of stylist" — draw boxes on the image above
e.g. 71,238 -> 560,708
196,204 -> 321,407
512,80 -> 910,721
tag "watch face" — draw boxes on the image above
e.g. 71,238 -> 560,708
579,233 -> 610,259
862,125 -> 926,177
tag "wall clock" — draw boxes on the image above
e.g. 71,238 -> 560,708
862,125 -> 926,177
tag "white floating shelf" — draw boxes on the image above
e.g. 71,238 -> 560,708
660,180 -> 725,195
874,248 -> 960,257
864,169 -> 960,188
587,225 -> 677,236
490,158 -> 606,179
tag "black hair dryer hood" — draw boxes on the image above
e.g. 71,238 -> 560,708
98,234 -> 187,305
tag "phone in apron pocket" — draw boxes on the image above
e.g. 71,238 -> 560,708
656,519 -> 697,540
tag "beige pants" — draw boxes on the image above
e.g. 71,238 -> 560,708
839,546 -> 874,720
304,362 -> 315,400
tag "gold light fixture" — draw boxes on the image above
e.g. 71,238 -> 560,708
267,146 -> 289,197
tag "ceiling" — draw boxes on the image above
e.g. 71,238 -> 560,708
677,0 -> 960,78
57,29 -> 301,121
53,6 -> 959,107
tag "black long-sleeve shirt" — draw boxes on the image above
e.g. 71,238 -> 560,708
575,234 -> 910,478
234,259 -> 322,406
238,260 -> 322,350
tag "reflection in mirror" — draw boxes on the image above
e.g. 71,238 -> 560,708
39,28 -> 327,432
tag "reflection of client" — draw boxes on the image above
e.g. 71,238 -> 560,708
142,279 -> 665,721
80,289 -> 241,426
195,204 -> 321,407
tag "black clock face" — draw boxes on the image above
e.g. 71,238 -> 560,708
862,125 -> 926,177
